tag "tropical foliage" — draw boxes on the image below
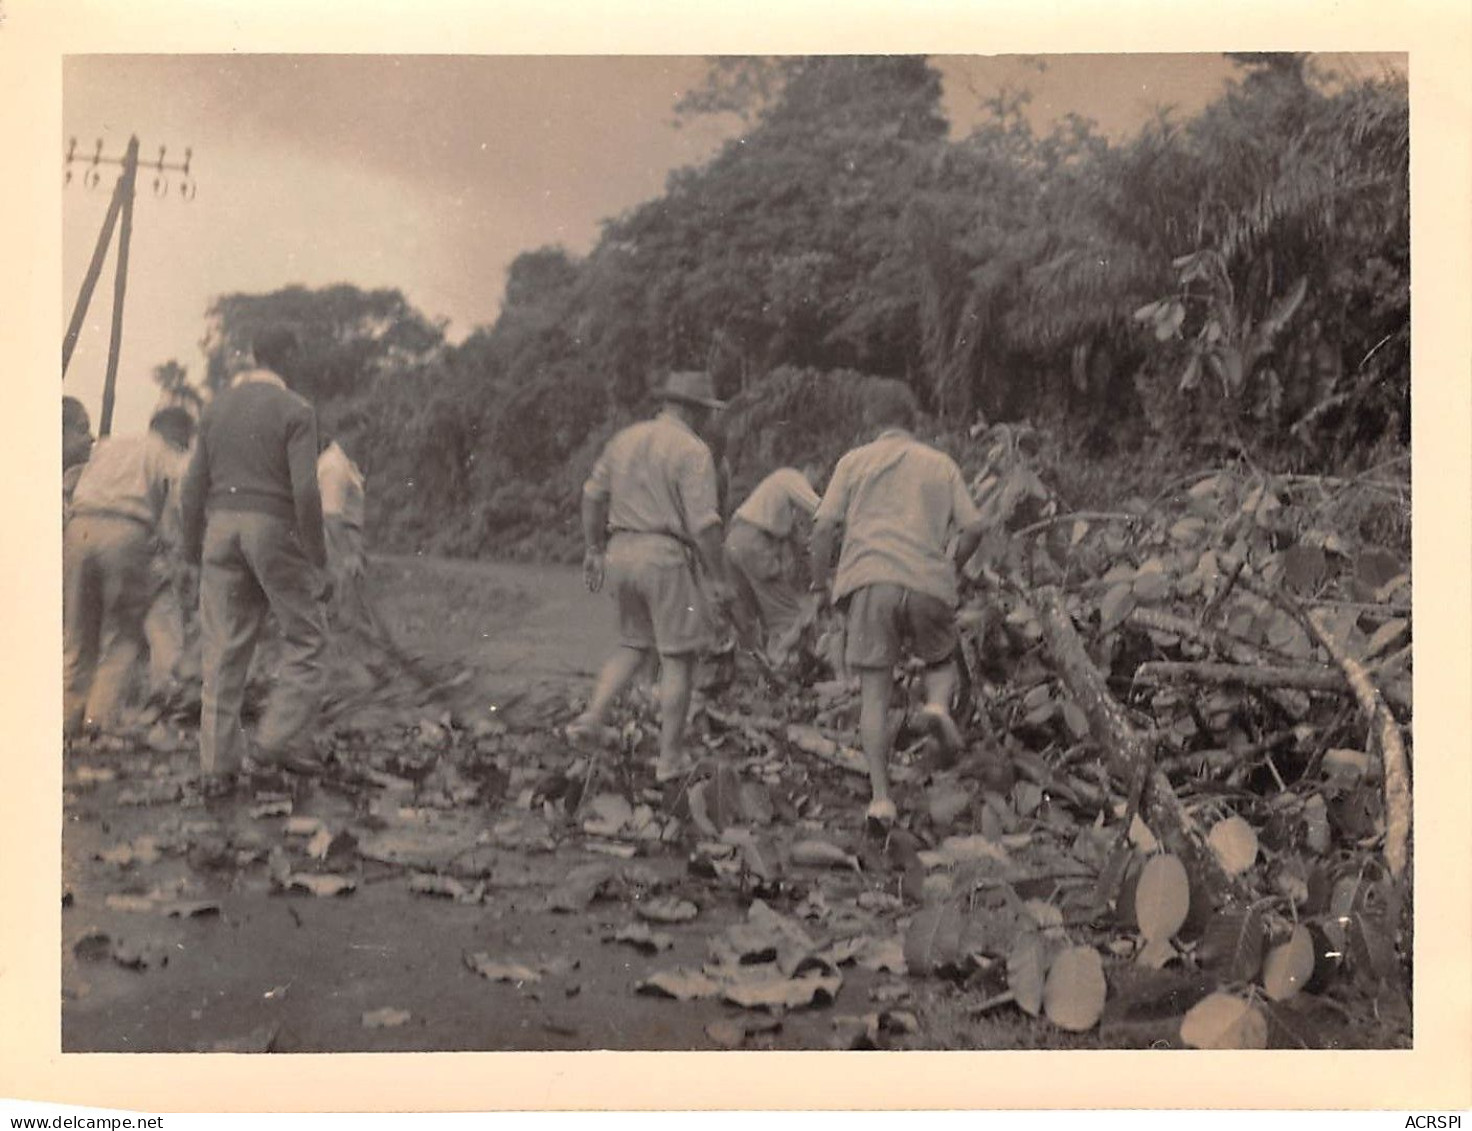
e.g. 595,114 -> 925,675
194,53 -> 1408,560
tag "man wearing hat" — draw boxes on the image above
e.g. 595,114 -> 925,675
570,370 -> 734,782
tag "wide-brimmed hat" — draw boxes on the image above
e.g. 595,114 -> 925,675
653,370 -> 726,411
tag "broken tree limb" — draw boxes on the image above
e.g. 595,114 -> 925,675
1035,586 -> 1246,909
1127,606 -> 1313,717
1157,729 -> 1302,778
1306,608 -> 1412,881
1132,659 -> 1411,713
1013,511 -> 1141,539
1128,607 -> 1272,665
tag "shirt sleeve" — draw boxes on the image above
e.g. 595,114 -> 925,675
813,455 -> 853,527
286,405 -> 327,569
178,426 -> 209,562
786,470 -> 822,517
948,459 -> 982,530
583,445 -> 612,501
677,444 -> 721,534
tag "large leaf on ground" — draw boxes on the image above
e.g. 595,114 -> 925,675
904,900 -> 966,977
1262,926 -> 1315,1001
1207,816 -> 1259,876
635,896 -> 699,924
1007,931 -> 1048,1016
545,862 -> 614,912
721,971 -> 843,1012
1134,854 -> 1190,942
636,969 -> 721,1001
1042,946 -> 1107,1032
1196,905 -> 1265,982
1180,992 -> 1269,1049
712,899 -> 817,976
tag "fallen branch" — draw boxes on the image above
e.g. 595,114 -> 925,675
1135,658 -> 1346,694
1306,608 -> 1412,881
1035,586 -> 1245,909
1157,729 -> 1301,778
1013,511 -> 1141,539
1128,606 -> 1314,718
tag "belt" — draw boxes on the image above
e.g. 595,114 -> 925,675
70,508 -> 152,530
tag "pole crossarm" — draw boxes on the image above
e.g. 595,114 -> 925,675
62,134 -> 198,419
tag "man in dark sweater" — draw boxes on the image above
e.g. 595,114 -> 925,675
179,328 -> 329,785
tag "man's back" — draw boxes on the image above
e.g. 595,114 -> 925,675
588,412 -> 719,544
818,430 -> 980,605
70,432 -> 182,529
735,468 -> 820,538
194,379 -> 313,515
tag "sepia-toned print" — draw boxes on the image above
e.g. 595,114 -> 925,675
60,52 -> 1411,1055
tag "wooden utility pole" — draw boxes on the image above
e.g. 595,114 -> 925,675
63,136 -> 195,436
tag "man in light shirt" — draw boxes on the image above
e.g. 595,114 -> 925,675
725,465 -> 821,665
571,370 -> 734,782
317,432 -> 367,607
811,380 -> 984,827
63,407 -> 195,739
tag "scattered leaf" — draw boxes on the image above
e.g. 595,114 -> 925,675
722,971 -> 842,1012
606,922 -> 674,954
1180,992 -> 1269,1049
1207,816 -> 1259,876
285,873 -> 356,897
1196,905 -> 1265,982
1007,932 -> 1048,1016
636,896 -> 699,924
1134,854 -> 1190,942
791,839 -> 860,871
464,953 -> 542,984
361,1007 -> 411,1029
545,863 -> 614,913
1043,946 -> 1107,1032
706,1015 -> 781,1048
1262,926 -> 1316,1002
904,900 -> 965,977
583,793 -> 634,838
636,969 -> 721,1001
1098,584 -> 1136,633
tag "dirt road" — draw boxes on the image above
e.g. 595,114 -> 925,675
60,556 -> 897,1053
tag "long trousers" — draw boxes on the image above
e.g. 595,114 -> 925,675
63,514 -> 157,735
198,511 -> 327,775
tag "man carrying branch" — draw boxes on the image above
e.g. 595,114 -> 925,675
810,379 -> 985,827
570,370 -> 734,783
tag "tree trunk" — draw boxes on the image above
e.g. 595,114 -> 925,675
1035,586 -> 1245,909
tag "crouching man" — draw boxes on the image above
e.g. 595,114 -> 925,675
810,380 -> 984,827
63,407 -> 195,740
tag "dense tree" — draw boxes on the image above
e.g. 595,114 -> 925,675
191,54 -> 1408,560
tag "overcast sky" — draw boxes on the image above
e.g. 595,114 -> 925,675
61,53 -> 1400,434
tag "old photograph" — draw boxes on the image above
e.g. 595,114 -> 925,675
57,51 -> 1413,1057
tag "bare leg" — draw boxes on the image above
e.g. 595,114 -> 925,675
922,661 -> 958,717
584,646 -> 649,723
858,667 -> 893,805
656,652 -> 695,765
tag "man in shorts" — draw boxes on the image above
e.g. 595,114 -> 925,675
570,370 -> 733,782
810,380 -> 984,826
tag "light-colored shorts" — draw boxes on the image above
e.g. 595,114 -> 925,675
843,582 -> 957,669
607,533 -> 711,657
